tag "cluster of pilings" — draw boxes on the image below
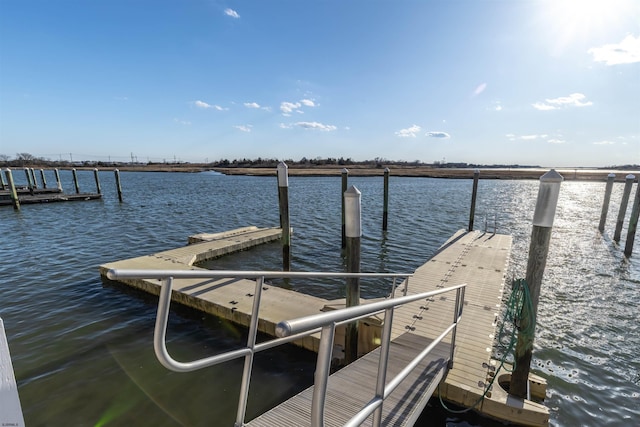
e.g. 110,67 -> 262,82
598,173 -> 639,257
1,168 -> 124,209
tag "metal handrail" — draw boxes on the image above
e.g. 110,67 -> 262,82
276,283 -> 466,427
106,268 -> 413,426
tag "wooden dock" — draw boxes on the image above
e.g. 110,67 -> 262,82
0,187 -> 102,206
247,230 -> 548,426
101,227 -> 549,426
100,226 -> 332,352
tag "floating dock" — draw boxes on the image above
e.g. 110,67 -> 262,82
100,227 -> 549,426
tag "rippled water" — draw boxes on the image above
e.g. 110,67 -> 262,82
1,170 -> 638,426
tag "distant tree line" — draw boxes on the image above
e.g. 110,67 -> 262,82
2,152 -> 638,170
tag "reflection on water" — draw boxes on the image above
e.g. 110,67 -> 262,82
1,170 -> 638,426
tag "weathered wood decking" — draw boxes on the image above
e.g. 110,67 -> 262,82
0,187 -> 102,206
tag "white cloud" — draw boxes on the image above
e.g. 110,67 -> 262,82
279,123 -> 292,129
300,99 -> 316,107
224,8 -> 240,19
280,101 -> 302,115
234,125 -> 252,132
589,34 -> 640,65
593,140 -> 616,145
547,138 -> 565,144
174,118 -> 191,125
213,105 -> 227,111
194,100 -> 212,109
426,131 -> 451,139
244,102 -> 261,109
520,135 -> 540,140
295,121 -> 337,131
395,125 -> 421,138
532,93 -> 593,110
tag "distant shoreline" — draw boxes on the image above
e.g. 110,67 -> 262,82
67,164 -> 638,181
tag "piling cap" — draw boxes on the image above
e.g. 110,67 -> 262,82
384,167 -> 390,173
344,185 -> 362,237
540,169 -> 564,182
607,173 -> 616,178
474,168 -> 480,174
626,174 -> 635,180
277,162 -> 289,187
342,168 -> 349,174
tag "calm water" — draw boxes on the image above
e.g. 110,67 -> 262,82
1,170 -> 638,426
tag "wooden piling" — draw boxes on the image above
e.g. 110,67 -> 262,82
624,180 -> 640,257
341,168 -> 348,249
4,169 -> 20,210
383,168 -> 390,231
510,169 -> 563,398
39,169 -> 47,189
54,168 -> 62,191
24,168 -> 33,193
30,168 -> 38,189
469,169 -> 480,231
93,168 -> 102,194
614,174 -> 635,242
0,169 -> 6,190
114,169 -> 123,202
344,185 -> 362,363
72,168 -> 80,194
598,173 -> 615,232
277,162 -> 291,271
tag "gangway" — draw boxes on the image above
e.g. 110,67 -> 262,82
106,269 -> 466,427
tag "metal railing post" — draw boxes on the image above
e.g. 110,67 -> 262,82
235,276 -> 265,427
311,323 -> 336,427
449,287 -> 462,368
153,277 -> 174,371
372,307 -> 394,426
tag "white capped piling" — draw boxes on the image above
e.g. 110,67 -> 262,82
614,174 -> 635,242
510,169 -> 563,398
114,169 -> 123,202
72,168 -> 80,194
598,173 -> 616,232
93,168 -> 102,194
54,168 -> 62,191
29,168 -> 38,189
39,169 -> 47,189
383,168 -> 390,231
468,169 -> 480,231
0,169 -> 6,190
341,168 -> 349,249
624,180 -> 640,257
4,169 -> 20,210
344,185 -> 362,363
277,162 -> 291,271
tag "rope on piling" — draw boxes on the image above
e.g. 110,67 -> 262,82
438,278 -> 533,413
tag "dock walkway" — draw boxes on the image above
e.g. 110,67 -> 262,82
247,230 -> 548,426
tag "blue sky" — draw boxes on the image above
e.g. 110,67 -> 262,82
1,0 -> 638,167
